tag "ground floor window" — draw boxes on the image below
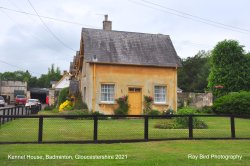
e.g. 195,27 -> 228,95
101,84 -> 115,102
154,86 -> 166,103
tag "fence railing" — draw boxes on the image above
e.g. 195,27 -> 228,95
0,105 -> 41,124
0,113 -> 249,144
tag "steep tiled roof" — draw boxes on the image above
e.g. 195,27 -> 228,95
82,28 -> 181,67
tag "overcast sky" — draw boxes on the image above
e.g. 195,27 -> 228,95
0,0 -> 249,77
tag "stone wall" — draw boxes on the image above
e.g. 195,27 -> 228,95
178,92 -> 213,108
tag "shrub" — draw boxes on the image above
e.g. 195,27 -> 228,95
148,109 -> 160,116
73,93 -> 88,110
92,111 -> 108,120
213,91 -> 250,115
44,105 -> 55,111
154,120 -> 176,129
162,108 -> 174,115
114,96 -> 129,115
177,107 -> 197,115
59,100 -> 73,112
197,106 -> 214,114
57,87 -> 69,107
154,107 -> 208,129
143,95 -> 153,114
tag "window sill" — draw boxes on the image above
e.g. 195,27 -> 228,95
153,102 -> 168,106
99,102 -> 116,105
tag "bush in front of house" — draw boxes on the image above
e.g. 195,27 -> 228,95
73,93 -> 88,110
213,91 -> 250,115
92,111 -> 108,120
44,104 -> 55,111
114,95 -> 129,115
147,109 -> 160,116
162,107 -> 175,115
57,87 -> 69,107
154,107 -> 208,129
143,95 -> 153,114
196,106 -> 214,114
59,100 -> 73,112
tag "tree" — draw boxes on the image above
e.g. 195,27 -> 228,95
208,40 -> 250,97
178,50 -> 211,92
0,64 -> 62,88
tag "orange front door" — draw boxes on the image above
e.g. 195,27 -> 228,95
128,88 -> 142,115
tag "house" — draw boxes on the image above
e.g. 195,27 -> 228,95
70,15 -> 181,114
48,71 -> 70,106
52,71 -> 70,90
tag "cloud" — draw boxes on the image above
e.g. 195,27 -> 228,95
0,0 -> 249,77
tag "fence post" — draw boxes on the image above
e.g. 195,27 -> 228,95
7,108 -> 9,122
144,116 -> 149,141
2,109 -> 5,124
38,117 -> 43,143
11,108 -> 13,121
14,107 -> 17,120
188,115 -> 193,139
230,116 -> 235,139
93,116 -> 98,143
21,106 -> 24,115
16,107 -> 19,116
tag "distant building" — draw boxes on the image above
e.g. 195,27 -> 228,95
0,81 -> 27,104
52,73 -> 70,89
49,72 -> 70,106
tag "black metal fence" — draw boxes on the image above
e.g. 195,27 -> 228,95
0,105 -> 42,125
0,111 -> 250,144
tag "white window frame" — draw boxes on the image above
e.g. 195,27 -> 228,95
154,85 -> 167,104
100,84 -> 115,103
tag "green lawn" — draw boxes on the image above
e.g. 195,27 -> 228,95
0,140 -> 250,166
0,116 -> 249,142
0,113 -> 250,165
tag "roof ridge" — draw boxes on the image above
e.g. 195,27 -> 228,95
81,27 -> 170,36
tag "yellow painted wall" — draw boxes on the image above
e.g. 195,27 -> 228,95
86,63 -> 177,115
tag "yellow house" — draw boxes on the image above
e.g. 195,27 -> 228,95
71,15 -> 181,115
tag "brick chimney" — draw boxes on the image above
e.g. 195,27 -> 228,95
103,15 -> 112,31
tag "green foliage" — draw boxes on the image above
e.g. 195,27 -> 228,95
60,110 -> 90,119
57,87 -> 69,107
64,105 -> 74,111
162,108 -> 174,115
73,93 -> 88,110
155,107 -> 208,129
43,105 -> 55,111
147,109 -> 160,116
143,95 -> 154,114
178,50 -> 211,92
208,40 -> 250,98
114,96 -> 129,115
0,64 -> 62,88
196,106 -> 214,114
177,107 -> 197,115
37,64 -> 62,88
92,111 -> 108,120
213,91 -> 250,115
